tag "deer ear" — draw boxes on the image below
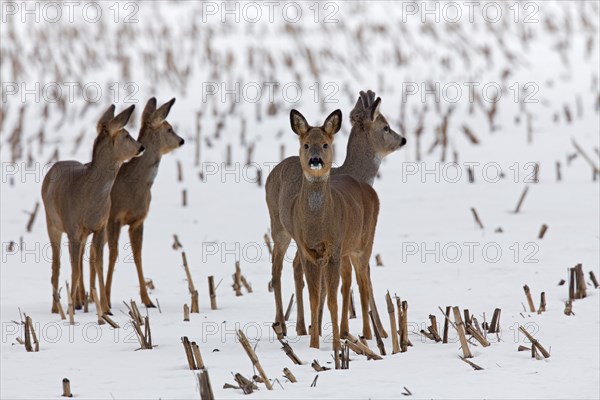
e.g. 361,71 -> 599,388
142,97 -> 157,124
367,90 -> 376,104
323,109 -> 342,135
353,95 -> 363,111
152,98 -> 176,126
97,104 -> 115,134
349,96 -> 364,126
109,105 -> 135,136
290,109 -> 309,136
359,90 -> 370,109
369,97 -> 381,122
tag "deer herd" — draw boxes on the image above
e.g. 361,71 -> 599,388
41,90 -> 406,351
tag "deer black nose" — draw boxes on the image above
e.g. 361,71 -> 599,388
179,138 -> 185,146
138,145 -> 145,155
308,157 -> 324,170
400,137 -> 407,146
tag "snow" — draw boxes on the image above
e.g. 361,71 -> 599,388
1,1 -> 599,399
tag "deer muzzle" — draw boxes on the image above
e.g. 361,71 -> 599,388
309,157 -> 324,170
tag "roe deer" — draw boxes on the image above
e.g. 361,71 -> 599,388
283,109 -> 379,350
265,90 -> 406,337
94,97 -> 184,307
42,104 -> 143,315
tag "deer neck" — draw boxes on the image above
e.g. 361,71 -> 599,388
127,137 -> 163,187
298,173 -> 332,220
337,125 -> 379,185
121,128 -> 162,188
87,137 -> 122,196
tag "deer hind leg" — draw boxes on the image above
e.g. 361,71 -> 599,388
367,263 -> 388,338
292,252 -> 307,335
339,256 -> 352,338
352,254 -> 372,339
271,230 -> 291,336
325,255 -> 341,352
105,219 -> 121,308
302,256 -> 321,349
129,221 -> 154,308
91,229 -> 111,315
48,225 -> 62,313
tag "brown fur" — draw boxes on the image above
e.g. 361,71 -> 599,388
282,109 -> 379,350
265,90 -> 406,337
88,98 -> 184,307
41,104 -> 143,315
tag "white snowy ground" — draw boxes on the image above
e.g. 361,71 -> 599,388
1,1 -> 599,399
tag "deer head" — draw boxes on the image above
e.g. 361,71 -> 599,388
350,90 -> 406,158
95,104 -> 144,163
140,97 -> 184,154
290,109 -> 342,180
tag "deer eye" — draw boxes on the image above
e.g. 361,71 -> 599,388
384,125 -> 390,132
323,143 -> 328,149
303,144 -> 309,150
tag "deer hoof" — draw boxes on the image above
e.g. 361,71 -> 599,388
144,302 -> 156,308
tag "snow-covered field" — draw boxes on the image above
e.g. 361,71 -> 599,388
1,1 -> 599,399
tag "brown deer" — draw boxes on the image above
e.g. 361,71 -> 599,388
89,97 -> 184,308
42,104 -> 143,315
265,90 -> 406,337
283,109 -> 379,350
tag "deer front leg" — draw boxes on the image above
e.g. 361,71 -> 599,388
105,218 -> 121,308
76,261 -> 86,309
317,272 -> 326,335
75,239 -> 86,310
129,222 -> 154,308
326,254 -> 341,352
67,236 -> 84,313
91,229 -> 111,315
339,256 -> 352,338
271,232 -> 291,336
292,252 -> 307,335
89,247 -> 96,305
352,255 -> 372,339
302,257 -> 321,349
